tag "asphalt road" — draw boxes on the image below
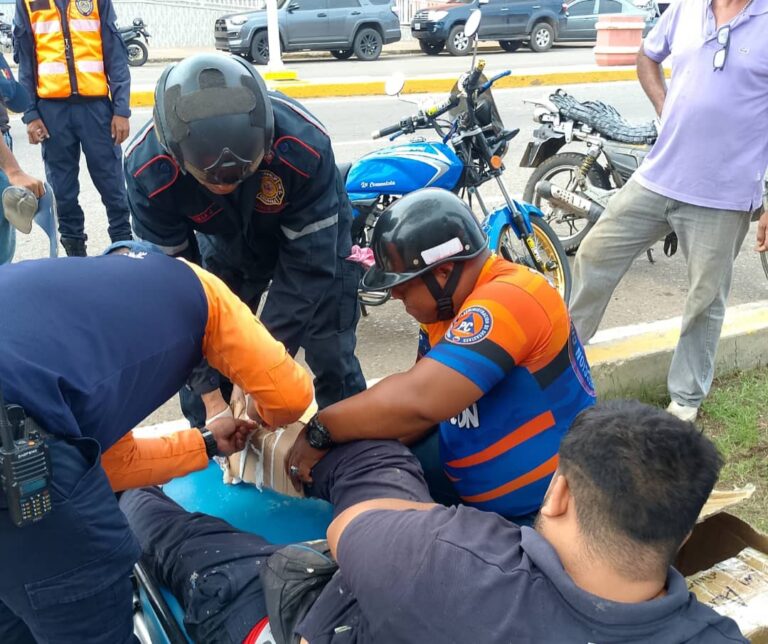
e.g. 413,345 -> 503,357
10,80 -> 767,424
130,43 -> 597,87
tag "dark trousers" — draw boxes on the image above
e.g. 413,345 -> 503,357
38,98 -> 132,243
120,440 -> 430,642
0,437 -> 140,643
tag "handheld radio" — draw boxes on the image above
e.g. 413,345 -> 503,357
0,387 -> 53,527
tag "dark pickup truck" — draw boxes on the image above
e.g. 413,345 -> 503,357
411,0 -> 563,55
216,0 -> 401,64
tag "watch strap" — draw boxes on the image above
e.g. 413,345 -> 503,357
199,427 -> 219,459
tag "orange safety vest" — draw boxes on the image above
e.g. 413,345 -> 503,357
23,0 -> 109,99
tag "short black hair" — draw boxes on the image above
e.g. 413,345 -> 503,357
559,400 -> 723,577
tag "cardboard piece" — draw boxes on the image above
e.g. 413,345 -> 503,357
225,423 -> 305,498
678,508 -> 768,643
220,397 -> 316,497
697,486 -> 756,522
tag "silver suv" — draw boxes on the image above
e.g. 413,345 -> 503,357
215,0 -> 402,64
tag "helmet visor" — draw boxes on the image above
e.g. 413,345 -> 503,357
186,147 -> 263,186
361,265 -> 420,292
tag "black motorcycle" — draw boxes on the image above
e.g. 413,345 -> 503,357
519,89 -> 657,253
119,18 -> 150,67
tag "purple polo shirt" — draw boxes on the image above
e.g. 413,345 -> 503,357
636,0 -> 768,211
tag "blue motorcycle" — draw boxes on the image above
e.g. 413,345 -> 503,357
341,57 -> 571,307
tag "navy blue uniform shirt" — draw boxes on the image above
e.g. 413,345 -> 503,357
0,254 -> 207,450
298,506 -> 747,643
13,0 -> 131,123
125,92 -> 354,356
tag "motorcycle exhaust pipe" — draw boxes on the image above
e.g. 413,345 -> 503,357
535,181 -> 604,223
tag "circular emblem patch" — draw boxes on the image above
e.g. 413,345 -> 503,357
256,170 -> 285,207
75,0 -> 94,17
445,306 -> 493,345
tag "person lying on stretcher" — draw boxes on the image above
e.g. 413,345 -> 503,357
120,401 -> 746,644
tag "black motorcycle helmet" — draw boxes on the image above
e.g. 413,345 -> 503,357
362,188 -> 487,320
153,53 -> 274,186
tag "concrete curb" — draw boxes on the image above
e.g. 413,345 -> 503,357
585,300 -> 768,398
129,66 -> 670,106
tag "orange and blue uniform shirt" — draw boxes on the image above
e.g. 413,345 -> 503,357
0,251 -> 313,492
419,255 -> 596,517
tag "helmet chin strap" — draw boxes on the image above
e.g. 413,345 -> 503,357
421,263 -> 464,321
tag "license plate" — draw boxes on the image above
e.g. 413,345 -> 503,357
414,22 -> 421,29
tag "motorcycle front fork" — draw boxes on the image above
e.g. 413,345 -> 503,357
469,177 -> 556,272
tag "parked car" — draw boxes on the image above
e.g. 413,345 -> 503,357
558,0 -> 657,41
215,0 -> 401,64
411,0 -> 565,55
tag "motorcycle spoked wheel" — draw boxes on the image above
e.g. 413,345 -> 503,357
496,217 -> 572,303
522,152 -> 611,254
126,40 -> 148,66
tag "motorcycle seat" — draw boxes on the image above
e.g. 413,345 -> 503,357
336,162 -> 352,183
549,90 -> 657,145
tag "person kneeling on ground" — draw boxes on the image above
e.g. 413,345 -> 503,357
288,187 -> 596,522
121,400 -> 746,643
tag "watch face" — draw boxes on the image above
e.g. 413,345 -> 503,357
307,421 -> 331,449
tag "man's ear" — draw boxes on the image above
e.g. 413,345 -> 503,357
539,473 -> 571,518
433,262 -> 455,284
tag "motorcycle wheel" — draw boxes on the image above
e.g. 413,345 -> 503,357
496,218 -> 572,303
126,40 -> 148,67
523,152 -> 611,254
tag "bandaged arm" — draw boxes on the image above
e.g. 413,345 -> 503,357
102,261 -> 314,491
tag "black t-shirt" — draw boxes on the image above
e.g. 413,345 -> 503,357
297,506 -> 747,643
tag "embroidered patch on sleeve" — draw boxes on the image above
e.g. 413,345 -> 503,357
445,306 -> 493,345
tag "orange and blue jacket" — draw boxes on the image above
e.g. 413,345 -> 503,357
420,255 -> 596,518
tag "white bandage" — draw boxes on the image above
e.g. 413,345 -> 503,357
205,407 -> 234,425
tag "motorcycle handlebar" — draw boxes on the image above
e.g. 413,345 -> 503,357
372,121 -> 407,140
424,94 -> 460,119
480,70 -> 511,94
464,60 -> 486,94
372,96 -> 459,140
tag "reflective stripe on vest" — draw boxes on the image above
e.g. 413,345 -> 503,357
24,0 -> 109,99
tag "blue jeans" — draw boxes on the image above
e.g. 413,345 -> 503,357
0,171 -> 13,265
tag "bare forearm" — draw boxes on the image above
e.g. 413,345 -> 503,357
319,374 -> 437,443
637,49 -> 667,116
0,137 -> 22,176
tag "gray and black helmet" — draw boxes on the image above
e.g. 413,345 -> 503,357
362,188 -> 487,320
153,53 -> 274,185
362,188 -> 487,291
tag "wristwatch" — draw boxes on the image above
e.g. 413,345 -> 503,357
305,414 -> 334,450
198,427 -> 220,459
